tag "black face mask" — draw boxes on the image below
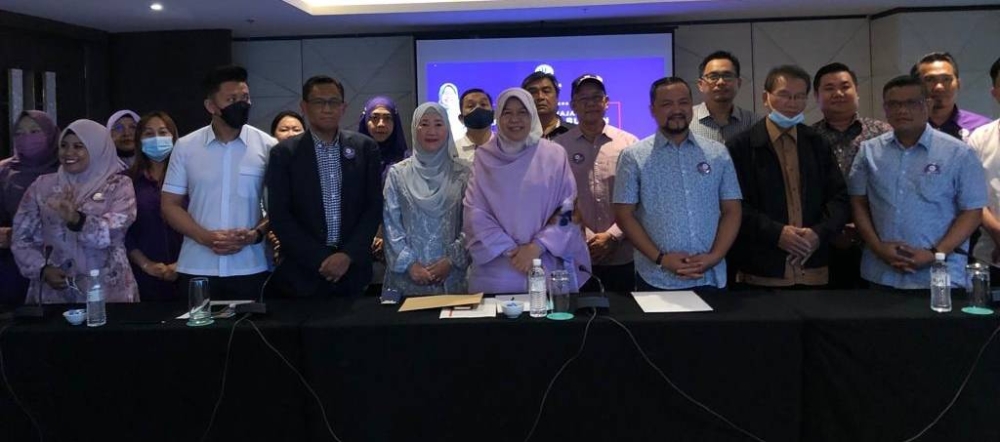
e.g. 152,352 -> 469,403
219,101 -> 251,129
462,107 -> 494,130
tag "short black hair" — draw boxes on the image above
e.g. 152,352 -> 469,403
521,71 -> 561,94
764,65 -> 812,94
460,88 -> 493,107
910,52 -> 960,78
990,56 -> 1000,85
698,50 -> 741,77
649,77 -> 692,103
203,65 -> 248,98
813,62 -> 858,93
882,75 -> 927,99
302,75 -> 345,101
270,111 -> 305,136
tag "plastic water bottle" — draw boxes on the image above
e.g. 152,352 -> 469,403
528,259 -> 547,318
930,253 -> 952,313
86,269 -> 107,327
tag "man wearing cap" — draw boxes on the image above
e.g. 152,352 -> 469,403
555,74 -> 640,291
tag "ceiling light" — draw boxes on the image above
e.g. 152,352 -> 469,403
285,0 -> 703,15
150,3 -> 164,11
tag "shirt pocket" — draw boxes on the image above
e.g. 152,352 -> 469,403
917,173 -> 953,203
237,166 -> 265,199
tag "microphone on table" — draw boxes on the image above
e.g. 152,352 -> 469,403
576,265 -> 609,313
235,271 -> 272,315
15,245 -> 52,319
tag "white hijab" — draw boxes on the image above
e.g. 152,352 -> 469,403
495,88 -> 543,153
400,103 -> 461,216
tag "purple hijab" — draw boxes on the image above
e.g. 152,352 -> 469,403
58,119 -> 126,206
358,96 -> 410,169
0,111 -> 60,223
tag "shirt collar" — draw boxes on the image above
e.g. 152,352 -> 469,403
204,124 -> 249,147
765,117 -> 798,144
312,131 -> 341,149
694,102 -> 744,123
655,130 -> 696,150
888,124 -> 934,151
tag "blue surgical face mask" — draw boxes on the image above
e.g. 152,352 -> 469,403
141,136 -> 173,162
767,110 -> 805,129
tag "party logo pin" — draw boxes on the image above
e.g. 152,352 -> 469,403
571,153 -> 585,164
924,163 -> 940,174
697,162 -> 712,175
343,147 -> 356,160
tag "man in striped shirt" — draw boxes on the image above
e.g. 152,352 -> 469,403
690,51 -> 759,144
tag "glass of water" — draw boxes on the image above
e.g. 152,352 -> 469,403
547,270 -> 574,321
187,277 -> 214,327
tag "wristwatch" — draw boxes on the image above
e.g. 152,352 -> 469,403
655,252 -> 665,266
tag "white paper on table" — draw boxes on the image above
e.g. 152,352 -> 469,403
494,294 -> 531,314
440,298 -> 498,319
175,300 -> 254,319
631,291 -> 713,313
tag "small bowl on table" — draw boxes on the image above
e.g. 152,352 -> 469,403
63,309 -> 86,326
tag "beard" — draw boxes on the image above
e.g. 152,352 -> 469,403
661,116 -> 690,135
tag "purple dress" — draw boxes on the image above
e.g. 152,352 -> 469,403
125,172 -> 183,301
0,111 -> 59,305
12,173 -> 138,304
463,138 -> 591,294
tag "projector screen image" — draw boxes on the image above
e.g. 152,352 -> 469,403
417,33 -> 674,141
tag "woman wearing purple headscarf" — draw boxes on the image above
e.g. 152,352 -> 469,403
358,96 -> 411,273
107,109 -> 140,167
0,111 -> 60,305
463,88 -> 591,294
358,96 -> 410,176
12,119 -> 138,304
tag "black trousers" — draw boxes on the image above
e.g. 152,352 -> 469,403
581,262 -> 636,293
177,272 -> 271,302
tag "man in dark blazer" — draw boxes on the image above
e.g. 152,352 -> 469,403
266,75 -> 382,297
726,65 -> 849,288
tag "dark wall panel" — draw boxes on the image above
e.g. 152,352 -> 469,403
0,9 -> 108,157
109,30 -> 232,136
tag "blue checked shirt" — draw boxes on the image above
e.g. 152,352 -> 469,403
848,124 -> 986,289
614,131 -> 743,289
313,132 -> 343,246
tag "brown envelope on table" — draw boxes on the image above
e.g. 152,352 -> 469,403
397,293 -> 484,312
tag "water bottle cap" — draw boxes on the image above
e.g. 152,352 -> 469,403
532,258 -> 542,266
89,269 -> 99,277
934,252 -> 946,261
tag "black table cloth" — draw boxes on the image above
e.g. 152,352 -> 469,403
2,290 -> 998,442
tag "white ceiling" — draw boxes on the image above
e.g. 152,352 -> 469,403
1,0 -> 992,38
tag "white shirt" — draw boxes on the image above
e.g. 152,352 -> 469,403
455,133 -> 492,162
163,124 -> 277,276
970,119 -> 1000,266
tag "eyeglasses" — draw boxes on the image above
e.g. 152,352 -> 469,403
368,114 -> 393,124
883,99 -> 926,112
701,72 -> 738,83
770,91 -> 809,102
307,98 -> 344,109
572,94 -> 606,105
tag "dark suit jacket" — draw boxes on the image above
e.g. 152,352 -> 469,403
725,120 -> 849,278
265,129 -> 383,297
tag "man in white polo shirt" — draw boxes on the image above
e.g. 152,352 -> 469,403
162,65 -> 277,300
970,56 -> 1000,275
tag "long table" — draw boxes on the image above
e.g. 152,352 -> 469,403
1,290 -> 997,442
